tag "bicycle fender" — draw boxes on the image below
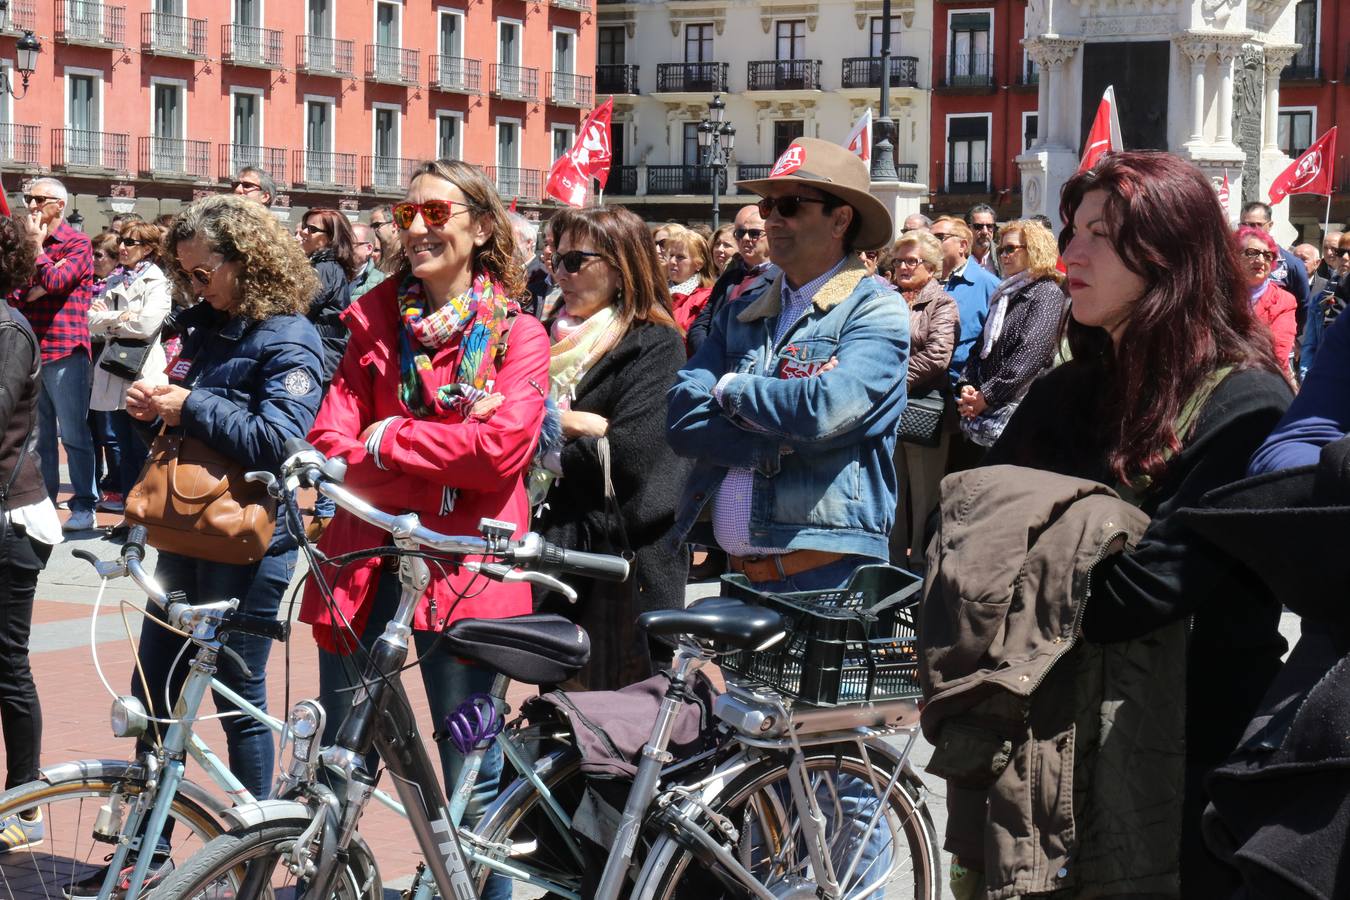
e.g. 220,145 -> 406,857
220,799 -> 314,830
35,758 -> 231,818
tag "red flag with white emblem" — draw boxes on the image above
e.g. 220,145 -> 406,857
544,98 -> 615,206
1217,170 -> 1230,207
845,109 -> 872,163
1269,127 -> 1338,204
1078,85 -> 1123,173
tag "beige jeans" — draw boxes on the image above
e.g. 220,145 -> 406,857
890,429 -> 950,569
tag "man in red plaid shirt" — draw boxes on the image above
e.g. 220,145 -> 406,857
14,178 -> 99,532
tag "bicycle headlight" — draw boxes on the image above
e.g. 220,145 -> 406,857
110,696 -> 148,738
285,700 -> 324,765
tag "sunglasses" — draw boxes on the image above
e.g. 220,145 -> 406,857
370,219 -> 392,230
556,250 -> 606,274
971,222 -> 996,231
231,180 -> 262,194
297,224 -> 325,236
931,231 -> 959,242
1240,248 -> 1276,262
1333,248 -> 1350,258
119,237 -> 150,247
187,260 -> 227,289
757,195 -> 830,219
733,228 -> 765,240
23,195 -> 58,206
997,244 -> 1023,256
391,199 -> 478,229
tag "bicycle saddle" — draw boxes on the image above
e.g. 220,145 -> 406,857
443,614 -> 591,685
638,597 -> 785,650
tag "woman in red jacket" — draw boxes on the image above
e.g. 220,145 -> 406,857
1237,225 -> 1297,376
300,160 -> 548,869
664,226 -> 714,352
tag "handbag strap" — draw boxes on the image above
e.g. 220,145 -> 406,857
597,436 -> 634,557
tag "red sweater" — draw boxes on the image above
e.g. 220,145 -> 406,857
671,284 -> 713,352
299,278 -> 549,652
1252,280 -> 1297,375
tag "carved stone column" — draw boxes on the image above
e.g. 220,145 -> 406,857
1262,45 -> 1299,152
1214,41 -> 1241,147
1023,37 -> 1081,148
1174,37 -> 1211,145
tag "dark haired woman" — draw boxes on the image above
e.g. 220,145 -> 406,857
959,152 -> 1292,894
0,215 -> 56,853
295,207 -> 358,384
533,205 -> 692,690
300,163 -> 547,892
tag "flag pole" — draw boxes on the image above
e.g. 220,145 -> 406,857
1325,191 -> 1333,240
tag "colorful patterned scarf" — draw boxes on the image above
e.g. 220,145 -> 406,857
397,272 -> 518,419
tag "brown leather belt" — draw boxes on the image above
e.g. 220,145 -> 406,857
727,549 -> 847,584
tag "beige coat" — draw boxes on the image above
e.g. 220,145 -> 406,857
88,264 -> 171,412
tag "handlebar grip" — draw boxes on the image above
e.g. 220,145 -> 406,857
283,437 -> 317,459
224,614 -> 291,643
72,549 -> 100,566
124,526 -> 149,561
539,542 -> 630,582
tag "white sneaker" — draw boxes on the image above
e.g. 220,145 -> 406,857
63,509 -> 97,532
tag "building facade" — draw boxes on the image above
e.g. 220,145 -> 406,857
0,0 -> 595,226
594,0 -> 933,223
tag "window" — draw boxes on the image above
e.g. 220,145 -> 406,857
552,125 -> 575,163
1022,112 -> 1038,153
599,26 -> 625,66
439,10 -> 462,58
436,112 -> 461,160
66,0 -> 105,41
306,0 -> 334,69
305,97 -> 334,181
949,12 -> 991,83
308,0 -> 330,36
554,30 -> 574,74
499,21 -> 520,67
1021,53 -> 1039,84
234,0 -> 259,27
610,122 -> 626,167
1278,109 -> 1314,157
773,120 -> 804,156
67,71 -> 100,166
232,0 -> 263,60
497,119 -> 521,197
683,122 -> 701,167
685,24 -> 713,63
232,90 -> 261,147
776,20 -> 805,60
374,2 -> 400,76
151,80 -> 185,171
373,105 -> 400,187
1287,0 -> 1317,78
947,115 -> 989,189
869,15 -> 902,56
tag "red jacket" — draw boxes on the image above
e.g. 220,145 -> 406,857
671,284 -> 712,351
300,278 -> 550,652
1252,280 -> 1297,375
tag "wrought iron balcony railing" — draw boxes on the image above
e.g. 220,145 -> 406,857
293,149 -> 358,191
429,55 -> 480,93
747,59 -> 822,91
141,11 -> 207,58
56,1 -> 126,47
0,0 -> 36,35
218,144 -> 288,185
491,64 -> 540,100
596,64 -> 639,95
366,44 -> 419,86
53,128 -> 130,174
487,166 -> 543,203
362,156 -> 422,192
646,164 -> 726,196
548,71 -> 593,107
139,135 -> 211,180
222,23 -> 284,68
0,123 -> 40,168
938,53 -> 995,88
296,33 -> 355,78
655,62 -> 729,93
840,56 -> 919,89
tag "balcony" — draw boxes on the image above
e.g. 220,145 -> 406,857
548,71 -> 593,107
1280,61 -> 1320,82
934,160 -> 994,194
297,34 -> 355,78
218,144 -> 288,184
608,165 -> 638,195
222,23 -> 284,68
293,149 -> 358,191
366,44 -> 418,87
141,11 -> 207,59
56,1 -> 126,48
840,56 -> 919,89
938,53 -> 995,90
596,64 -> 639,95
138,135 -> 211,181
429,55 -> 480,94
487,166 -> 543,204
1013,64 -> 1039,87
747,59 -> 821,91
0,123 -> 40,169
0,0 -> 35,34
491,64 -> 540,101
551,0 -> 590,10
655,62 -> 729,94
52,129 -> 130,175
647,165 -> 726,196
362,156 -> 420,194
736,164 -> 772,181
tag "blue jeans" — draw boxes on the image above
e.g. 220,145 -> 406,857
133,528 -> 297,800
316,569 -> 507,899
89,409 -> 121,494
36,350 -> 98,512
109,410 -> 150,499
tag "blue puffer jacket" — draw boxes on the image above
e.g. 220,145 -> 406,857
165,301 -> 325,473
667,257 -> 910,560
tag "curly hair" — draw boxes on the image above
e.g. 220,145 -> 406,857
0,215 -> 36,296
397,160 -> 525,298
998,219 -> 1064,283
163,194 -> 318,320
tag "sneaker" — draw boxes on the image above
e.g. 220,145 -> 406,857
0,810 -> 43,853
97,492 -> 125,513
63,509 -> 97,532
64,852 -> 175,899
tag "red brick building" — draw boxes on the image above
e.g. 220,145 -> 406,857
0,0 -> 595,223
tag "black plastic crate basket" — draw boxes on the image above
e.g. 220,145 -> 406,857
716,564 -> 923,706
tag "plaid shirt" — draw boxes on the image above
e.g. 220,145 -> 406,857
14,221 -> 94,362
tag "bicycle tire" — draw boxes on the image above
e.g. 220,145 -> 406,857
632,741 -> 940,900
0,763 -> 225,900
145,818 -> 381,900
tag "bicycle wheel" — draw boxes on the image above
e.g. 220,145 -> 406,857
0,762 -> 224,900
634,742 -> 940,900
145,818 -> 381,900
468,747 -> 592,898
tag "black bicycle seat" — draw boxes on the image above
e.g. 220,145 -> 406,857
638,596 -> 785,650
442,614 -> 590,685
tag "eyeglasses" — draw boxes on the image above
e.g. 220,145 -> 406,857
930,231 -> 959,242
391,200 -> 478,229
119,237 -> 150,247
894,258 -> 924,269
733,227 -> 765,241
997,244 -> 1023,256
297,224 -> 325,236
1240,248 -> 1276,262
757,195 -> 831,219
1240,220 -> 1268,229
187,260 -> 227,289
23,195 -> 58,206
556,250 -> 607,274
370,219 -> 392,230
1332,248 -> 1350,258
971,222 -> 996,232
231,181 -> 262,194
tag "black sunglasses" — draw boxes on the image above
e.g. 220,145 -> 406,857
231,180 -> 262,194
119,237 -> 150,247
733,227 -> 765,240
757,195 -> 830,219
297,224 -> 325,236
1334,248 -> 1350,258
556,250 -> 606,274
997,244 -> 1023,256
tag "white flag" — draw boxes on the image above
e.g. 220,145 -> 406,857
845,109 -> 873,163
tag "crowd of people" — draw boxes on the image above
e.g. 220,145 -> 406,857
0,140 -> 1347,899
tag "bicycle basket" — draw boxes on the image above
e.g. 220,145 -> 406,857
716,564 -> 923,706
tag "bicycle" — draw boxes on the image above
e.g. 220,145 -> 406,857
0,528 -> 387,900
152,441 -> 941,899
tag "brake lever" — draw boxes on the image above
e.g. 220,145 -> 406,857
71,549 -> 128,580
216,641 -> 254,680
464,562 -> 579,604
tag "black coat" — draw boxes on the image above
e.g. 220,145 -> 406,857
536,320 -> 692,689
308,252 -> 352,385
685,256 -> 745,356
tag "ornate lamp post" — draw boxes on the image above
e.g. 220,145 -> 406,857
698,94 -> 737,230
870,0 -> 899,181
1,30 -> 41,99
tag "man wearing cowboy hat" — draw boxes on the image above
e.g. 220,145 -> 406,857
667,137 -> 910,591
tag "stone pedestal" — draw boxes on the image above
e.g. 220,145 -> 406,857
1016,147 -> 1079,230
870,179 -> 928,241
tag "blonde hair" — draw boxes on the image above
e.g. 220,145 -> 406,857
932,215 -> 972,248
999,219 -> 1064,283
661,224 -> 715,287
892,231 -> 943,274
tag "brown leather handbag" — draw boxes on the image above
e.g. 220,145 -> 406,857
124,430 -> 276,564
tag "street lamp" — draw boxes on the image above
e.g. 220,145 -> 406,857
1,31 -> 41,99
870,0 -> 899,181
698,94 -> 736,230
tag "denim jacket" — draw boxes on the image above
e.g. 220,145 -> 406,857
667,257 -> 910,559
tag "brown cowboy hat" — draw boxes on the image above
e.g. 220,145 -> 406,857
736,137 -> 893,252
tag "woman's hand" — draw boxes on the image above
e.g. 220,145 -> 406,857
561,410 -> 609,439
90,298 -> 107,314
957,385 -> 988,419
469,392 -> 505,421
130,384 -> 191,426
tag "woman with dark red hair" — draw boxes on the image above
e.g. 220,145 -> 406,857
964,152 -> 1293,895
1235,225 -> 1298,376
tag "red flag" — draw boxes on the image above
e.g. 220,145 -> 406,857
0,180 -> 9,216
544,98 -> 615,206
1078,85 -> 1123,173
844,109 -> 872,164
544,152 -> 591,208
1269,127 -> 1338,204
1217,170 -> 1230,208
